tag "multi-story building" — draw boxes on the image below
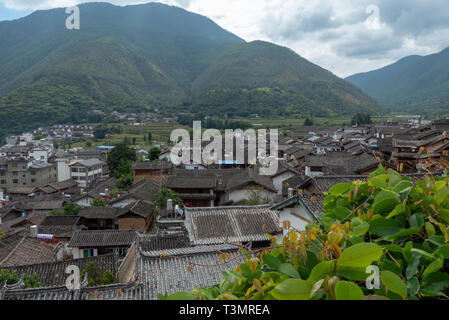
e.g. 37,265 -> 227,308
69,159 -> 103,188
0,158 -> 57,191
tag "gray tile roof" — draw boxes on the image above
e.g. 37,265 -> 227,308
0,254 -> 118,287
137,244 -> 244,300
185,205 -> 281,245
68,230 -> 138,248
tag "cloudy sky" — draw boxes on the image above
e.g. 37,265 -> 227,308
1,0 -> 449,77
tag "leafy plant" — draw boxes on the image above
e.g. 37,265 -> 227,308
24,273 -> 42,289
0,270 -> 20,285
81,262 -> 115,287
161,166 -> 449,300
91,198 -> 107,207
154,189 -> 183,208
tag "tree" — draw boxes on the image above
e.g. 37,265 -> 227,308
132,137 -> 137,145
92,198 -> 106,207
162,166 -> 449,300
24,273 -> 43,289
81,262 -> 115,287
148,132 -> 153,144
351,113 -> 372,125
154,189 -> 183,208
245,187 -> 272,205
52,203 -> 80,216
93,125 -> 108,139
304,118 -> 314,126
149,147 -> 162,161
107,143 -> 136,177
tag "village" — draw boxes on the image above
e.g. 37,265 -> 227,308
1,115 -> 449,300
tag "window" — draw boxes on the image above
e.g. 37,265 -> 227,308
31,179 -> 36,183
1,180 -> 5,184
13,179 -> 18,184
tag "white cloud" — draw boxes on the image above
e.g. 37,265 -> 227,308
2,0 -> 449,77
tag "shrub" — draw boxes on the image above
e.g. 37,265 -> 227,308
161,166 -> 449,300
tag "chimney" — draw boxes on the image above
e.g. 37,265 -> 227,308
288,188 -> 294,198
167,199 -> 173,213
30,225 -> 38,237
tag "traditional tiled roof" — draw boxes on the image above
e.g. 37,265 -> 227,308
38,216 -> 81,238
137,244 -> 243,300
68,230 -> 137,248
133,161 -> 173,170
138,233 -> 190,252
298,193 -> 326,214
312,175 -> 367,193
0,236 -> 60,267
0,254 -> 118,287
77,206 -> 123,219
185,205 -> 281,245
19,200 -> 65,211
225,168 -> 276,192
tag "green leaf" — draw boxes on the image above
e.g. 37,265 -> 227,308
386,202 -> 405,219
271,279 -> 312,300
407,277 -> 420,297
262,254 -> 281,269
329,183 -> 351,195
337,243 -> 383,280
278,263 -> 301,278
162,292 -> 198,300
409,213 -> 424,229
423,258 -> 444,278
411,248 -> 438,262
438,209 -> 449,224
434,244 -> 449,259
385,228 -> 420,241
405,253 -> 421,280
335,281 -> 365,300
307,261 -> 336,285
373,191 -> 400,214
370,218 -> 403,237
381,271 -> 408,298
333,207 -> 351,220
350,217 -> 370,237
425,222 -> 436,238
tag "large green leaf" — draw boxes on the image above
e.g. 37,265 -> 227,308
335,281 -> 365,300
385,228 -> 420,241
328,183 -> 351,196
370,218 -> 402,237
381,271 -> 408,298
262,254 -> 281,269
278,263 -> 301,279
405,253 -> 421,280
422,258 -> 444,278
271,279 -> 312,300
307,261 -> 336,285
373,191 -> 400,214
350,217 -> 370,237
336,243 -> 383,280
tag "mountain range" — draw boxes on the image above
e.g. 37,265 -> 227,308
346,47 -> 449,115
0,2 -> 381,138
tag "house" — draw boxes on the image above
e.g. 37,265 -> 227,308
271,193 -> 324,241
69,159 -> 103,188
184,205 -> 281,248
68,230 -> 137,259
17,199 -> 66,217
223,168 -> 277,205
33,179 -> 79,198
37,216 -> 83,241
133,161 -> 172,185
270,161 -> 300,195
304,152 -> 380,177
0,158 -> 57,191
165,173 -> 217,208
0,232 -> 61,267
77,200 -> 155,232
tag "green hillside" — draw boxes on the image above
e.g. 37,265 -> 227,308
0,2 -> 381,139
191,41 -> 382,117
346,47 -> 449,115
